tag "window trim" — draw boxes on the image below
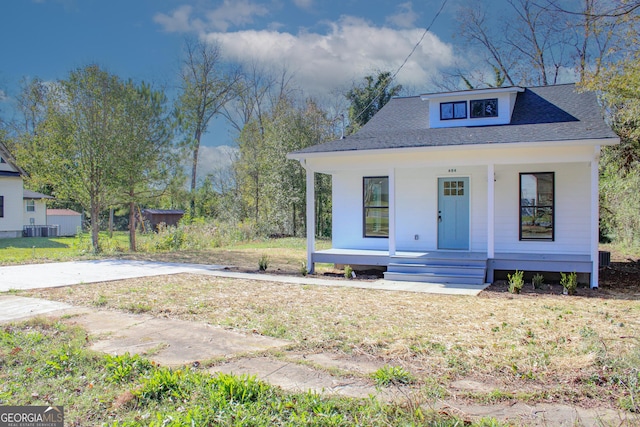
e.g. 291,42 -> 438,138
440,101 -> 467,120
363,176 -> 389,238
26,199 -> 35,212
519,172 -> 555,241
470,98 -> 498,118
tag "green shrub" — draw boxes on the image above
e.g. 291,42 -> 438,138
560,272 -> 578,295
299,262 -> 308,276
105,352 -> 154,383
532,273 -> 544,290
507,270 -> 524,294
372,365 -> 415,386
344,265 -> 353,279
258,254 -> 269,271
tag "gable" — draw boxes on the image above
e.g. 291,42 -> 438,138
0,143 -> 25,176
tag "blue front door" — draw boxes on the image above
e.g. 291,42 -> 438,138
438,177 -> 470,250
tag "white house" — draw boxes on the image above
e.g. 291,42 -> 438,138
0,143 -> 27,238
24,189 -> 54,227
287,84 -> 619,288
0,142 -> 57,238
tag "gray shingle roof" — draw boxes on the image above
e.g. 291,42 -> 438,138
23,189 -> 54,199
290,84 -> 618,156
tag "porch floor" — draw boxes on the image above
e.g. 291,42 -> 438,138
313,248 -> 488,267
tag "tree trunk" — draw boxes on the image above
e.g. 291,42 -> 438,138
129,200 -> 137,252
90,200 -> 100,253
109,208 -> 114,238
190,128 -> 202,216
292,203 -> 296,236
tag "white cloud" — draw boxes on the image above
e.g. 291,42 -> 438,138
204,16 -> 455,96
154,5 -> 196,33
196,145 -> 238,183
386,2 -> 419,28
154,1 -> 269,33
0,89 -> 7,102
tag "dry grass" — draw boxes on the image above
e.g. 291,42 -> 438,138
22,271 -> 640,410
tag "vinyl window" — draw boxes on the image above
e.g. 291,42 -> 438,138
520,172 -> 554,240
363,176 -> 389,237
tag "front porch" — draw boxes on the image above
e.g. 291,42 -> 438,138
312,249 -> 593,286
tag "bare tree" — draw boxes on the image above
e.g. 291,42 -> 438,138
175,38 -> 240,213
455,0 -> 625,87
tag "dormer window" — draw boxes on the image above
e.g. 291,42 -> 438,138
440,101 -> 467,120
470,98 -> 498,118
422,86 -> 523,128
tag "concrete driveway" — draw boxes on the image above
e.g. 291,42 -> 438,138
0,259 -> 225,292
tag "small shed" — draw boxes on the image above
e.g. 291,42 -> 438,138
47,208 -> 82,236
141,209 -> 184,231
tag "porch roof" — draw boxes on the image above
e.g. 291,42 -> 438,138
289,84 -> 618,157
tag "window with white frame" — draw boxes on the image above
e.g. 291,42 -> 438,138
26,199 -> 35,212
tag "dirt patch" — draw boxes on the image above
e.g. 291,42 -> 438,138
481,258 -> 640,300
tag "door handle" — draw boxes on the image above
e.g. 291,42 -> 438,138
438,211 -> 442,223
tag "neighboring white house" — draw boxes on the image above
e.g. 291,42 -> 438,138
0,143 -> 27,238
24,189 -> 54,227
0,142 -> 59,238
287,84 -> 619,288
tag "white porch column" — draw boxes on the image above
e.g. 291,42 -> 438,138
486,163 -> 495,283
487,163 -> 495,259
590,146 -> 600,288
306,165 -> 316,274
389,167 -> 396,256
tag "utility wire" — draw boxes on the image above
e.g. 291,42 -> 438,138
350,0 -> 450,126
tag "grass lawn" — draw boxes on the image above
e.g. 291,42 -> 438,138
2,236 -> 640,425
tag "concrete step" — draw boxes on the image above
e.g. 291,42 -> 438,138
386,253 -> 487,285
389,256 -> 486,268
383,271 -> 486,285
387,262 -> 486,276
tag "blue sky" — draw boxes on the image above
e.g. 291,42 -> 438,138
2,0 -> 466,177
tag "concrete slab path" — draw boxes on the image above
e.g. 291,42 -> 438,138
0,296 -> 290,367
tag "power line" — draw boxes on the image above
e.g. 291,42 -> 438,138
350,0 -> 450,126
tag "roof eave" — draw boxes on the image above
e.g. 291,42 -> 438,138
287,136 -> 620,160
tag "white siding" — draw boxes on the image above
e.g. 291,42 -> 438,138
320,145 -> 596,257
23,200 -> 47,226
333,166 -> 488,252
494,163 -> 591,255
0,177 -> 25,237
332,170 -> 388,250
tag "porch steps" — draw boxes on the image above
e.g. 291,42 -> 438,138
384,253 -> 487,285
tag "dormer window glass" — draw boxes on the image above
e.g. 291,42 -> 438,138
440,101 -> 467,120
470,98 -> 498,118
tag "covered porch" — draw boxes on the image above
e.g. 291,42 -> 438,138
299,144 -> 602,288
